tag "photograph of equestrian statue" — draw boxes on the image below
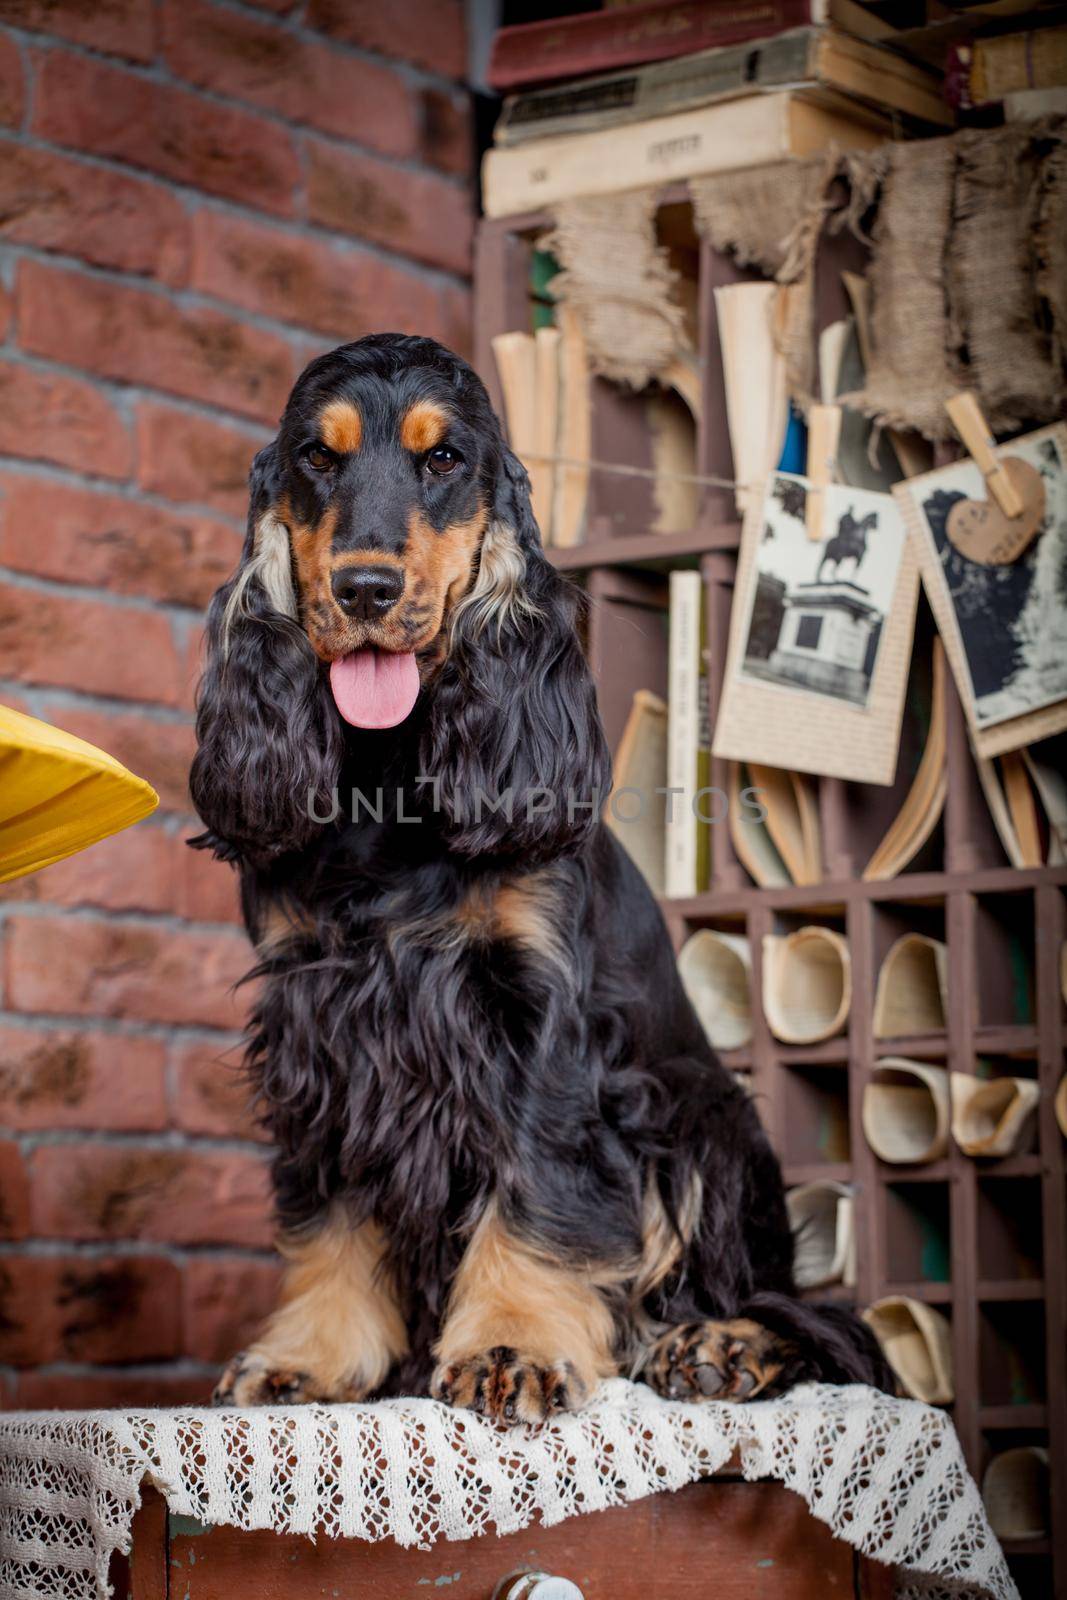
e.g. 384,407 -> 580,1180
738,474 -> 908,710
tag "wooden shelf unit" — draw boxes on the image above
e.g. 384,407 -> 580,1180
476,196 -> 1067,1600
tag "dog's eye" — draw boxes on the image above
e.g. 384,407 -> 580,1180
304,445 -> 334,472
426,447 -> 460,476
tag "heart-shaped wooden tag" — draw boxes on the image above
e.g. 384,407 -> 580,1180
946,456 -> 1046,565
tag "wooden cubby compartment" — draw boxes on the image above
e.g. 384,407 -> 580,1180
981,1301 -> 1048,1411
871,898 -> 948,1053
977,1175 -> 1044,1287
780,1063 -> 852,1171
974,893 -> 1038,1031
884,1181 -> 952,1291
476,191 -> 1067,1600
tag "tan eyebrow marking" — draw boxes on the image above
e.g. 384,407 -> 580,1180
319,399 -> 362,455
399,400 -> 449,454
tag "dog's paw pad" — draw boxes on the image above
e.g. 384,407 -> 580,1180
647,1319 -> 794,1403
431,1345 -> 585,1423
213,1352 -> 321,1407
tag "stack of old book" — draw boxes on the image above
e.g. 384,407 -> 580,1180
483,0 -> 953,218
948,22 -> 1067,118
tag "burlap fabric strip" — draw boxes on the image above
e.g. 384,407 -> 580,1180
855,136 -> 962,439
535,123 -> 1067,440
950,125 -> 1064,433
690,154 -> 840,405
1035,124 -> 1067,371
544,159 -> 839,401
542,189 -> 692,390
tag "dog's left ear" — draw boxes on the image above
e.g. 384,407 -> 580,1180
419,445 -> 611,865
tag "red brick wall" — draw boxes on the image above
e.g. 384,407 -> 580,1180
0,0 -> 472,1407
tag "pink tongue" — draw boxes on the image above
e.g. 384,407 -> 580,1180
329,650 -> 420,729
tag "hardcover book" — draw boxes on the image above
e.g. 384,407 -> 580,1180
495,24 -> 948,146
482,90 -> 887,218
948,23 -> 1067,109
666,570 -> 710,897
488,0 -> 828,93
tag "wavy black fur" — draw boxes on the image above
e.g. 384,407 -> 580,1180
190,445 -> 344,864
191,333 -> 894,1401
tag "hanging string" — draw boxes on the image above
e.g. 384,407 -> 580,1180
520,448 -> 757,496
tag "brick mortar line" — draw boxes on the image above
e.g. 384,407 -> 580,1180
0,563 -> 226,623
0,681 -> 196,727
0,678 -> 196,724
5,27 -> 473,191
0,1241 -> 277,1262
0,1359 -> 226,1378
0,900 -> 253,936
0,1241 -> 279,1267
0,905 -> 245,930
0,338 -> 283,440
0,1012 -> 244,1045
0,133 -> 475,294
87,809 -> 199,837
0,460 -> 244,534
8,27 -> 35,131
0,904 -> 247,937
6,624 -> 205,691
213,0 -> 469,97
0,424 -> 251,529
2,236 -> 470,380
6,1129 -> 269,1156
4,238 -> 320,358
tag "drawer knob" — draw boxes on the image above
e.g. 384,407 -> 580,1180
495,1570 -> 586,1600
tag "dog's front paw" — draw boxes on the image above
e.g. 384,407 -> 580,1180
646,1318 -> 795,1403
431,1345 -> 587,1423
213,1350 -> 334,1406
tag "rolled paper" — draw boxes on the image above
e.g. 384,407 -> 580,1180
762,926 -> 851,1044
982,1447 -> 1050,1541
863,1296 -> 953,1404
678,929 -> 753,1052
950,1073 -> 1040,1158
786,1181 -> 855,1289
873,933 -> 948,1039
862,1059 -> 950,1165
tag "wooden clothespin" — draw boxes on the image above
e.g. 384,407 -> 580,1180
945,391 -> 1024,518
944,390 -> 1046,564
805,403 -> 842,541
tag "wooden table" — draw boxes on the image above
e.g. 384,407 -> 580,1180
116,1480 -> 896,1599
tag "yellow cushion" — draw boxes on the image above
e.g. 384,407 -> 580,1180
0,705 -> 159,884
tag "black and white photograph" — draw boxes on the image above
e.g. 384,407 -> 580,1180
737,474 -> 908,710
905,428 -> 1067,731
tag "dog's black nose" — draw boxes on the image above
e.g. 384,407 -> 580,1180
332,564 -> 404,619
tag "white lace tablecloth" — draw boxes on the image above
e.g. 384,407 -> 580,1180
0,1379 -> 1016,1600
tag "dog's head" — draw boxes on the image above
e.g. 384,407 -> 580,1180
190,333 -> 609,868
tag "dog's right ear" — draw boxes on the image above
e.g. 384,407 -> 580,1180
189,443 -> 343,865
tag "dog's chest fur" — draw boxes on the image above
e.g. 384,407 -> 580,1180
250,856 -> 636,1310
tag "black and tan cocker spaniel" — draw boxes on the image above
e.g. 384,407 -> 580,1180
191,333 -> 892,1419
